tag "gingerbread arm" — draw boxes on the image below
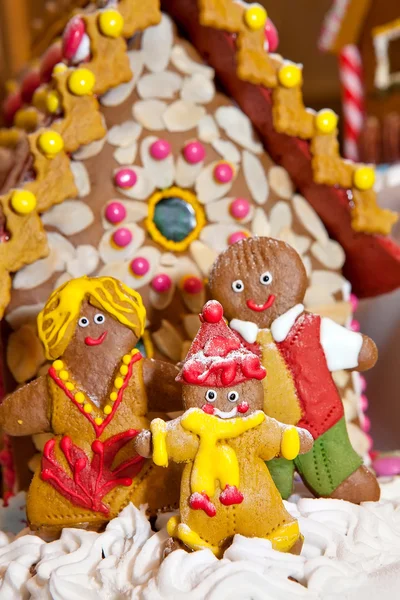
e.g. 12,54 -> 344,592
320,317 -> 377,372
0,375 -> 51,436
142,358 -> 183,413
135,417 -> 198,464
258,418 -> 313,461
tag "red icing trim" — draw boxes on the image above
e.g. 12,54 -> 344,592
189,492 -> 216,517
85,331 -> 108,346
219,485 -> 244,506
41,430 -> 145,515
49,351 -> 142,438
246,295 -> 276,312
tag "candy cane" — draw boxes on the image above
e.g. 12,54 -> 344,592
338,45 -> 365,162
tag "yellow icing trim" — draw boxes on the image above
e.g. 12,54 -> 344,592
167,515 -> 180,537
281,427 -> 300,460
146,186 -> 206,252
176,521 -> 222,557
150,418 -> 168,467
142,329 -> 154,359
37,276 -> 146,360
181,408 -> 264,438
267,521 -> 301,553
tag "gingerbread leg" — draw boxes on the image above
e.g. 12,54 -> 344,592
167,515 -> 222,557
266,520 -> 302,553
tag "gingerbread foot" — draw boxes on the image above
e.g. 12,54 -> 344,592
329,465 -> 380,504
189,492 -> 217,516
219,485 -> 244,506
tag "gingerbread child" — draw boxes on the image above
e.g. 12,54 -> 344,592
135,300 -> 313,557
0,276 -> 182,536
209,237 -> 380,503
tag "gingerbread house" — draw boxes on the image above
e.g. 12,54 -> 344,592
0,0 -> 397,494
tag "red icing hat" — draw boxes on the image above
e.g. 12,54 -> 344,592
177,300 -> 266,387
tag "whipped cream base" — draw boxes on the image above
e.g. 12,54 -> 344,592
0,479 -> 399,599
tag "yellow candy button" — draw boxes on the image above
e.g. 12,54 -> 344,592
83,403 -> 92,414
278,64 -> 302,88
11,190 -> 37,215
53,360 -> 64,371
46,90 -> 61,114
95,417 -> 103,426
14,108 -> 38,131
315,109 -> 338,135
53,62 -> 68,75
38,131 -> 64,158
66,382 -> 75,391
68,68 -> 95,96
244,4 -> 267,30
110,392 -> 118,402
98,9 -> 124,38
281,427 -> 300,461
120,365 -> 128,376
32,88 -> 48,112
114,377 -> 124,390
353,166 -> 375,191
122,354 -> 131,365
59,370 -> 69,381
75,392 -> 85,404
104,405 -> 112,415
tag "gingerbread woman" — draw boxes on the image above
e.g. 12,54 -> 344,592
135,300 -> 313,557
209,237 -> 380,503
0,276 -> 182,536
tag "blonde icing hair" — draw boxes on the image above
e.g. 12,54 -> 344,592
37,276 -> 146,360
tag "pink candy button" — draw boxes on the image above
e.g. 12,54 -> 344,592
151,273 -> 172,293
228,231 -> 248,245
183,141 -> 205,164
112,227 -> 132,248
130,257 -> 150,277
114,168 -> 137,189
150,139 -> 171,160
214,162 -> 234,183
105,201 -> 126,224
230,198 -> 250,220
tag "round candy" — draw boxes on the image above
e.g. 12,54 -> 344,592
114,168 -> 137,189
63,16 -> 86,61
46,90 -> 61,114
228,231 -> 248,245
354,166 -> 375,191
150,139 -> 171,160
202,300 -> 223,323
350,293 -> 359,312
98,9 -> 124,38
14,108 -> 38,131
264,18 -> 279,52
244,5 -> 267,30
3,91 -> 23,126
278,64 -> 302,88
68,68 -> 95,96
38,131 -> 64,158
214,162 -> 234,183
183,141 -> 205,164
112,227 -> 132,248
350,319 -> 360,332
20,70 -> 41,104
372,456 -> 400,477
151,273 -> 172,293
32,88 -> 48,113
360,394 -> 368,411
359,375 -> 367,393
130,256 -> 150,277
315,109 -> 338,134
40,42 -> 63,83
11,190 -> 37,215
105,201 -> 126,224
230,198 -> 250,220
361,415 -> 371,433
53,63 -> 68,75
182,275 -> 203,295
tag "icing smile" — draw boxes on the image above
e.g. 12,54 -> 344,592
202,405 -> 238,419
246,295 -> 276,312
84,331 -> 108,346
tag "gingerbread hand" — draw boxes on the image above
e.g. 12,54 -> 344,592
356,335 -> 378,372
280,426 -> 313,460
134,430 -> 152,458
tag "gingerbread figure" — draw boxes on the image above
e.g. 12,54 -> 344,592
208,237 -> 380,503
0,276 -> 182,536
135,300 -> 313,557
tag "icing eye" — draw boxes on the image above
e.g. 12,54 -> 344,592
78,316 -> 89,328
227,391 -> 239,403
94,313 -> 105,325
260,271 -> 273,285
205,390 -> 217,402
232,280 -> 244,293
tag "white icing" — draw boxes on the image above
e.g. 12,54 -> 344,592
71,34 -> 90,65
271,304 -> 304,343
214,407 -> 238,419
320,317 -> 363,371
230,319 -> 259,344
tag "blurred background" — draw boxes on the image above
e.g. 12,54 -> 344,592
0,0 -> 399,449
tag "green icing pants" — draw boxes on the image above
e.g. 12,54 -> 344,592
267,417 -> 363,499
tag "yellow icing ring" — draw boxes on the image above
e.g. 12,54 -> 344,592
38,131 -> 64,158
83,403 -> 92,413
281,427 -> 300,460
150,418 -> 168,467
315,109 -> 338,135
146,186 -> 206,252
266,521 -> 301,553
278,64 -> 302,88
53,360 -> 63,371
11,190 -> 37,215
68,68 -> 95,96
244,5 -> 267,30
353,166 -> 375,191
46,90 -> 61,114
98,9 -> 124,38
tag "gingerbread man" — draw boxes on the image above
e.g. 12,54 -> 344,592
0,276 -> 182,536
209,237 -> 380,503
135,300 -> 313,557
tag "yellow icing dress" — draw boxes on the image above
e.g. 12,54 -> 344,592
152,408 -> 300,557
27,352 -> 181,534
